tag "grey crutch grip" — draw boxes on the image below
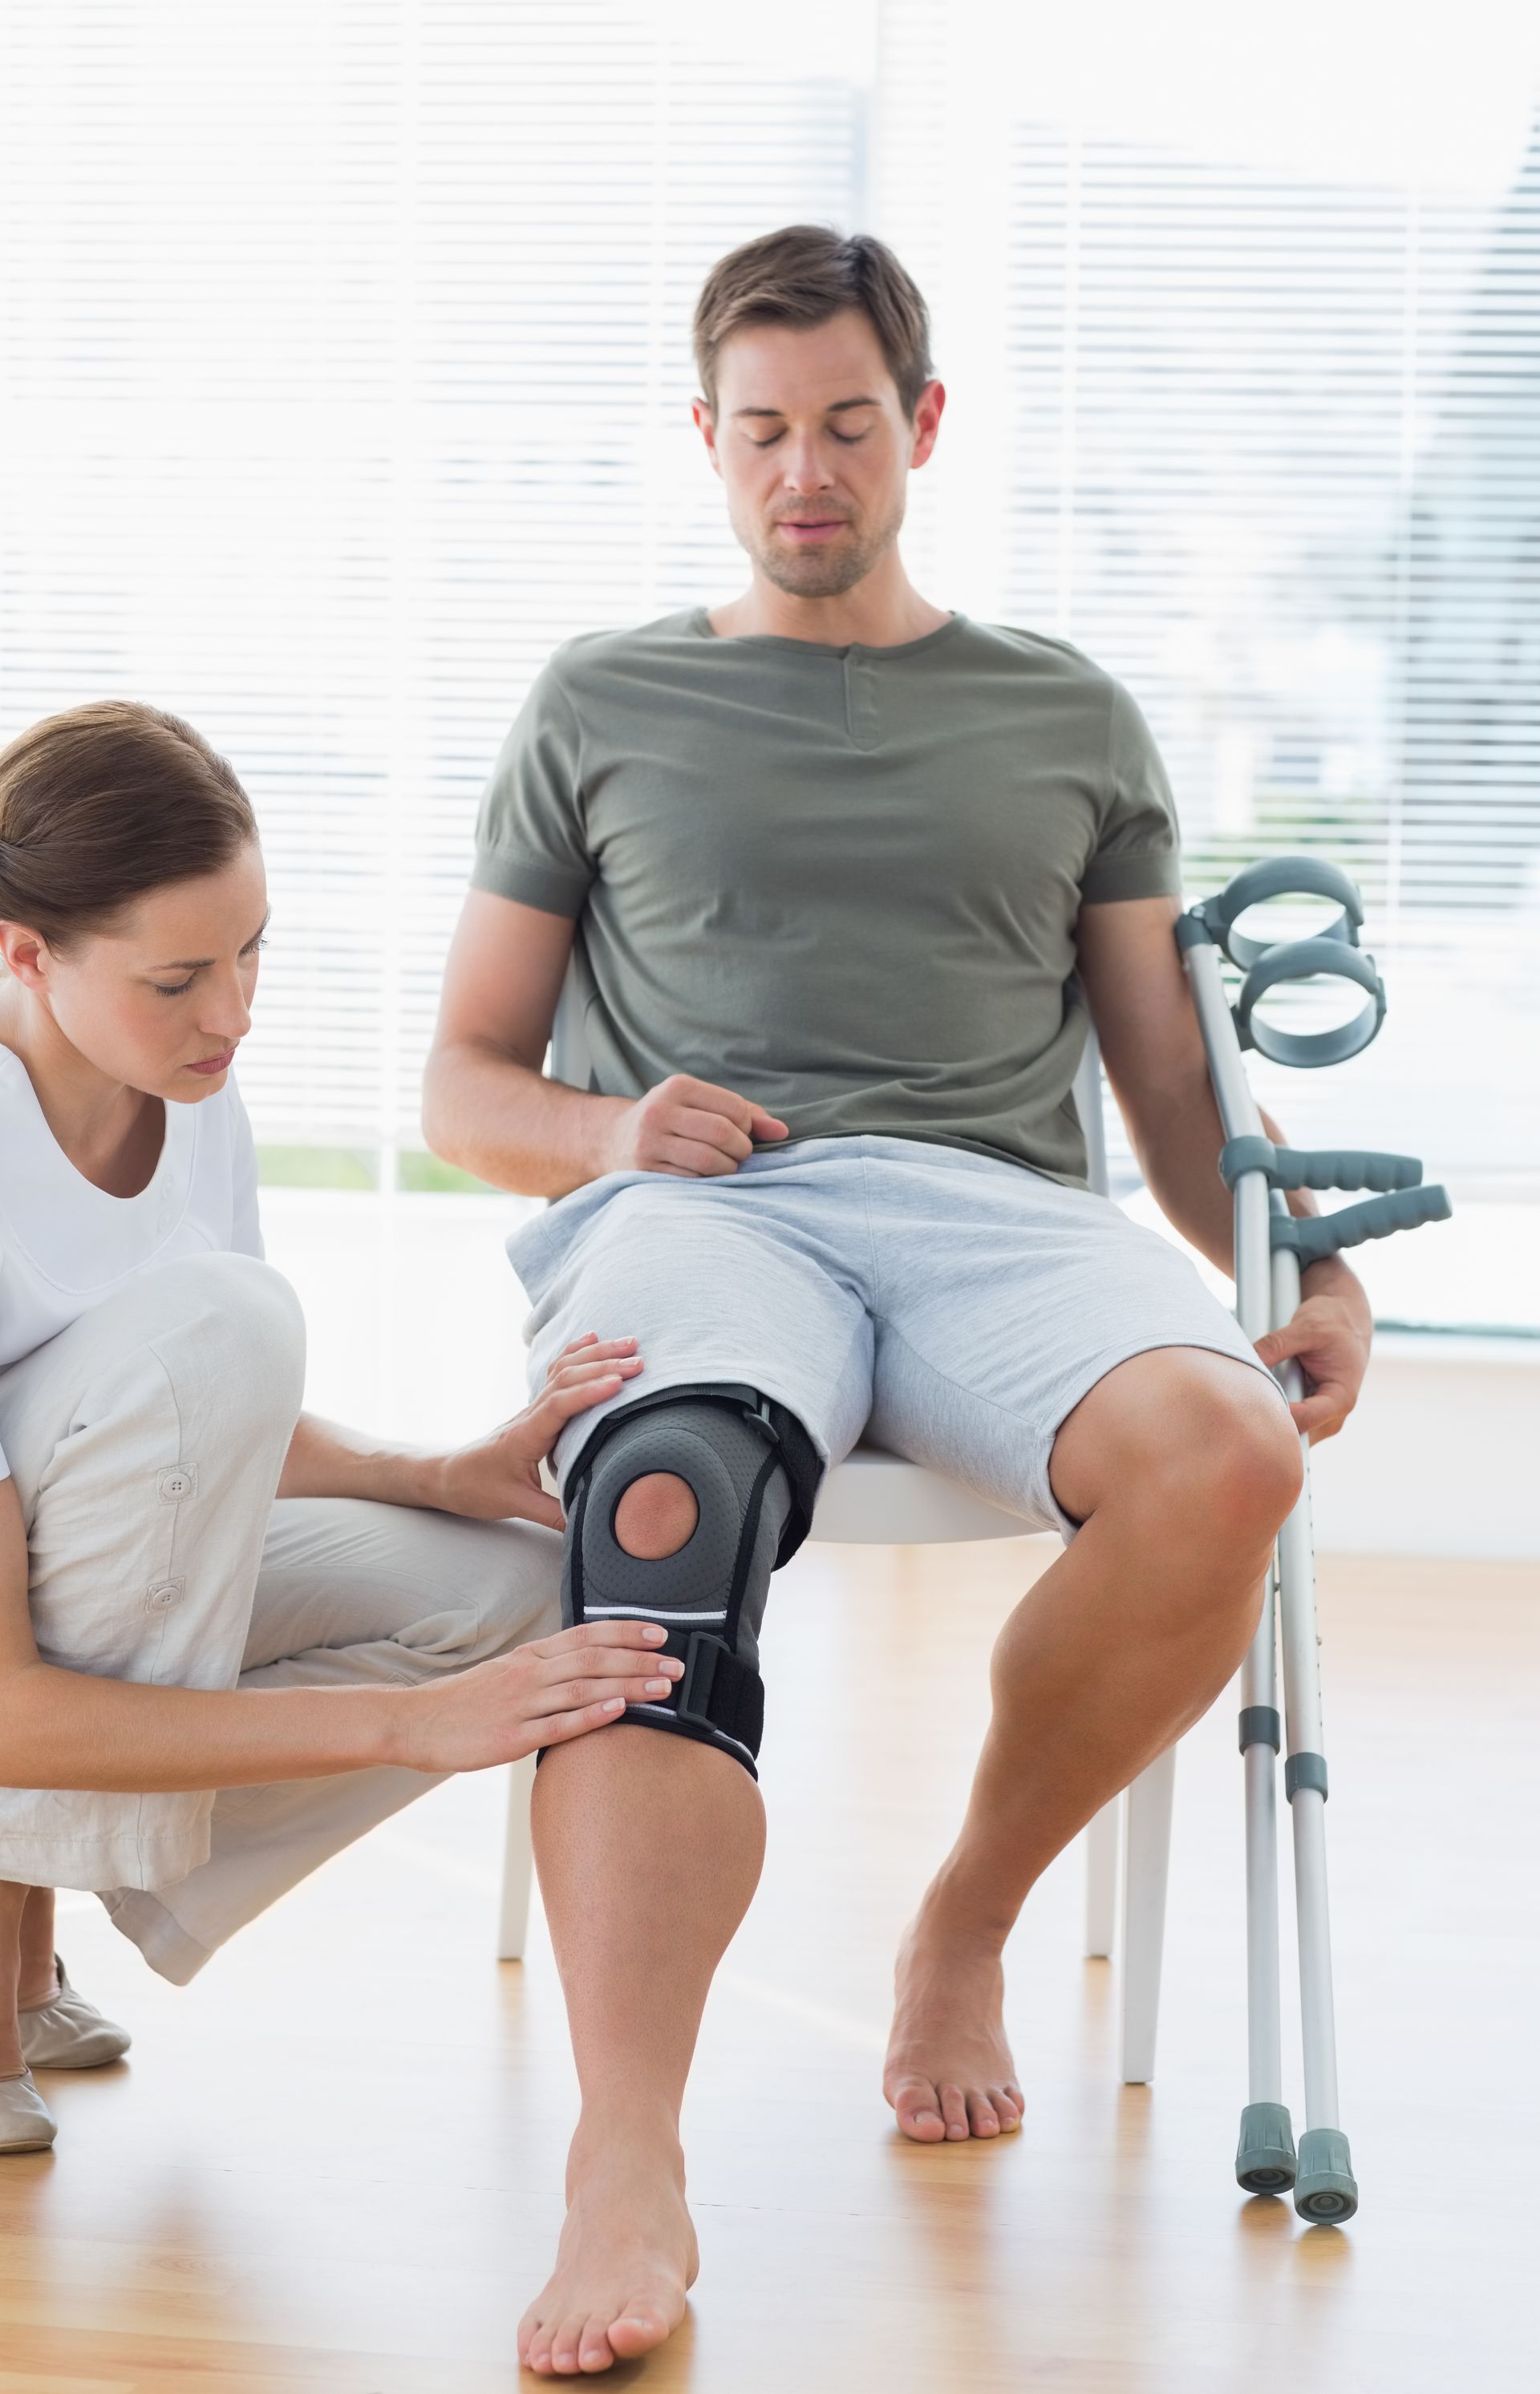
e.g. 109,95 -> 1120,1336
1218,1136 -> 1424,1194
1270,1183 -> 1452,1267
1234,937 -> 1386,1068
1190,853 -> 1365,970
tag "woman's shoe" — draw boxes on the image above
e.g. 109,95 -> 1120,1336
18,1956 -> 132,2070
0,2069 -> 58,2153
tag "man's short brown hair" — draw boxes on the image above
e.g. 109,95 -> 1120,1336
693,225 -> 934,418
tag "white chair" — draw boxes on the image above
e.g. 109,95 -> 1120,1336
496,998 -> 1177,2087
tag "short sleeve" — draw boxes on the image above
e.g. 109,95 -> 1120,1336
1080,679 -> 1183,904
471,663 -> 594,917
225,1080 -> 265,1262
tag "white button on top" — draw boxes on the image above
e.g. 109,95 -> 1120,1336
160,1468 -> 193,1501
147,1583 -> 179,1610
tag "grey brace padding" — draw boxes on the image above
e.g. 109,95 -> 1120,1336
561,1392 -> 793,1775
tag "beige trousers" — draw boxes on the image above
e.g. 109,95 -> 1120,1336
0,1254 -> 561,1982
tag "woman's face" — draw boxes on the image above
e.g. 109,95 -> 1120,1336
15,842 -> 269,1103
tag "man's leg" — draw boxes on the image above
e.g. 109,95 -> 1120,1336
509,1164 -> 873,2372
520,1712 -> 761,2374
883,1345 -> 1299,2140
519,1469 -> 754,2376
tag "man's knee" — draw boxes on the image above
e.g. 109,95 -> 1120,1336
614,1472 -> 699,1560
1056,1350 -> 1301,1559
559,1386 -> 821,1776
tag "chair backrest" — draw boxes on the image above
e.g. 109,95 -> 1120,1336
549,961 -> 1108,1195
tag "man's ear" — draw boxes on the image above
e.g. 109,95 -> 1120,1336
909,379 -> 946,471
691,395 -> 723,480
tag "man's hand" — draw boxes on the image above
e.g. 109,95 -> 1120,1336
1253,1268 -> 1373,1443
599,1072 -> 788,1178
428,1335 -> 645,1527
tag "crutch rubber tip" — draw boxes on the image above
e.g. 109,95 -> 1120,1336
1234,2100 -> 1297,2194
1293,2127 -> 1359,2222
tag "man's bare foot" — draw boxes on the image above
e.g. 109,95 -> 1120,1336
883,1898 -> 1024,2143
519,2114 -> 699,2376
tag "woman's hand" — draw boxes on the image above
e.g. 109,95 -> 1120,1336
428,1334 -> 643,1527
391,1618 -> 683,1772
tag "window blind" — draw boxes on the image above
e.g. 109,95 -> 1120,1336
1,1 -> 1535,1205
0,0 -> 862,1155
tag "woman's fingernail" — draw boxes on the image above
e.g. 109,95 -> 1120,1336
602,1697 -> 625,1711
642,1623 -> 667,1643
645,1677 -> 671,1695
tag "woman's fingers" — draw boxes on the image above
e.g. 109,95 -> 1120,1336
537,1663 -> 685,1706
549,1335 -> 638,1371
531,1620 -> 679,1671
537,1696 -> 630,1743
543,1355 -> 643,1395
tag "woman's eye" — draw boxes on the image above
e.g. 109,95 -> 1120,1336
154,979 -> 194,999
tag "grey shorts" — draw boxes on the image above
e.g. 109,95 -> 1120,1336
509,1134 -> 1281,1539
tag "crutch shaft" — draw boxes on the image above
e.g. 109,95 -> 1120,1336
1271,1242 -> 1343,2134
1186,937 -> 1288,2121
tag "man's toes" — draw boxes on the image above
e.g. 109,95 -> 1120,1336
939,2083 -> 970,2140
607,2302 -> 671,2360
987,2084 -> 1022,2131
549,2315 -> 587,2373
892,2076 -> 947,2141
578,2311 -> 616,2372
966,2089 -> 1001,2137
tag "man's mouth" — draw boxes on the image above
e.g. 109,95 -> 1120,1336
775,517 -> 850,544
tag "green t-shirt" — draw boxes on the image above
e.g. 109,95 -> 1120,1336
472,608 -> 1181,1185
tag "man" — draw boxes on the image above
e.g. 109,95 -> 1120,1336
424,225 -> 1372,2378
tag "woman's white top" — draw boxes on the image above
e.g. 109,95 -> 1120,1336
0,1045 -> 263,1482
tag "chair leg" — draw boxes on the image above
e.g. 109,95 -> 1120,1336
497,1754 -> 537,1961
1084,1796 -> 1121,1959
1119,1743 -> 1177,2084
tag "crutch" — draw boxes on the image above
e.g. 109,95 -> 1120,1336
1177,857 -> 1450,2222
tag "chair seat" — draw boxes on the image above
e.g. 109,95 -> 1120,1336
809,1444 -> 1035,1545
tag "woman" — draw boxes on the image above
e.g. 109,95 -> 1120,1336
0,699 -> 679,2153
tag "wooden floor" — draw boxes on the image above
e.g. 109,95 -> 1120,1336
1,1541 -> 1535,2392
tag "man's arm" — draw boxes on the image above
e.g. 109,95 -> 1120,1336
1076,893 -> 1372,1441
422,889 -> 788,1199
422,892 -> 618,1198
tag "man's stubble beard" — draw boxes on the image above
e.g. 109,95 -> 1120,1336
739,488 -> 908,602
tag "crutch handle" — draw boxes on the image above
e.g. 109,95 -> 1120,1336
1271,1183 -> 1452,1266
1192,853 -> 1365,971
1218,1136 -> 1424,1194
1234,937 -> 1386,1068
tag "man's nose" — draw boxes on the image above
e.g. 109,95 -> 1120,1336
780,434 -> 837,494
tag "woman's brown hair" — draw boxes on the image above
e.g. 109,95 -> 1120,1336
0,700 -> 257,948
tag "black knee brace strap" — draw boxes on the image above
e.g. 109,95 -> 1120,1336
560,1384 -> 821,1777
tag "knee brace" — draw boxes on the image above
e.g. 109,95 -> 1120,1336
561,1384 -> 821,1777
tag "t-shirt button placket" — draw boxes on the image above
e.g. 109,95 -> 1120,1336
844,655 -> 880,751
